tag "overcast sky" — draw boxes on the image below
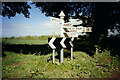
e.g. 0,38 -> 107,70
2,4 -> 61,37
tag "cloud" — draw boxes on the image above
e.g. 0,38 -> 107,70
2,20 -> 61,37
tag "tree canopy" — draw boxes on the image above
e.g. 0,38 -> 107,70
2,2 -> 31,18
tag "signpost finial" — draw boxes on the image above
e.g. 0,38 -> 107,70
59,11 -> 65,19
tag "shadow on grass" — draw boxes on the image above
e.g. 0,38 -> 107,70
2,44 -> 52,56
73,39 -> 96,56
3,35 -> 120,58
2,39 -> 96,57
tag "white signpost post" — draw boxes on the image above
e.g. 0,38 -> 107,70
69,37 -> 74,61
48,37 -> 56,63
49,11 -> 92,63
59,11 -> 66,63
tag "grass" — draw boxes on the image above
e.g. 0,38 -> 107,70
2,51 -> 120,78
2,38 -> 120,78
2,39 -> 48,45
0,57 -> 2,78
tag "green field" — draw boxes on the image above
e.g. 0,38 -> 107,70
2,51 -> 120,78
2,39 -> 48,45
2,35 -> 60,45
2,35 -> 53,44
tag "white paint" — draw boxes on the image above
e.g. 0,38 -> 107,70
69,37 -> 74,47
53,49 -> 55,64
59,11 -> 65,17
50,17 -> 60,22
71,37 -> 75,41
71,47 -> 73,61
63,23 -> 72,27
60,37 -> 66,48
63,26 -> 84,32
62,26 -> 92,32
60,48 -> 64,63
60,18 -> 65,37
69,19 -> 83,25
62,32 -> 78,37
48,38 -> 56,49
49,11 -> 92,38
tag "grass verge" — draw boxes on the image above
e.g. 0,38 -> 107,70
2,51 -> 120,78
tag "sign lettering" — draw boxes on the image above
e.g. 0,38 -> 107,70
62,32 -> 78,37
63,27 -> 92,33
50,17 -> 60,22
85,27 -> 92,32
63,23 -> 72,26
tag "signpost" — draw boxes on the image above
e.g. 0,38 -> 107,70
60,38 -> 66,63
48,38 -> 74,63
60,38 -> 66,48
59,11 -> 65,63
63,26 -> 92,32
48,11 -> 92,64
69,38 -> 74,61
50,17 -> 60,22
48,38 -> 56,63
63,32 -> 78,37
48,38 -> 56,49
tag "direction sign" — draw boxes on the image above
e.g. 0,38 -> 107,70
69,19 -> 83,25
60,38 -> 66,48
49,11 -> 93,63
85,27 -> 92,32
69,38 -> 74,47
48,38 -> 63,49
61,26 -> 92,37
63,23 -> 72,27
62,32 -> 78,37
53,38 -> 63,49
64,38 -> 72,49
48,38 -> 56,49
59,11 -> 65,19
50,17 -> 60,22
48,38 -> 74,49
63,26 -> 83,32
63,26 -> 92,32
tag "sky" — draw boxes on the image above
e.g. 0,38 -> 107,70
1,3 -> 118,37
2,4 -> 61,37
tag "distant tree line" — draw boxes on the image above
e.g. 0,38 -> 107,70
2,35 -> 60,40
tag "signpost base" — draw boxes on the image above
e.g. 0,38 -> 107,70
53,49 -> 55,64
60,48 -> 64,63
71,47 -> 73,61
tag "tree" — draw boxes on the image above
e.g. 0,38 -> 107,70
2,2 -> 120,56
33,2 -> 120,41
33,2 -> 120,56
2,2 -> 31,18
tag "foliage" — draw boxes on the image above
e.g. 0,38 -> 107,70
2,51 -> 120,78
2,2 -> 120,32
103,34 -> 120,57
2,2 -> 31,18
74,36 -> 95,56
